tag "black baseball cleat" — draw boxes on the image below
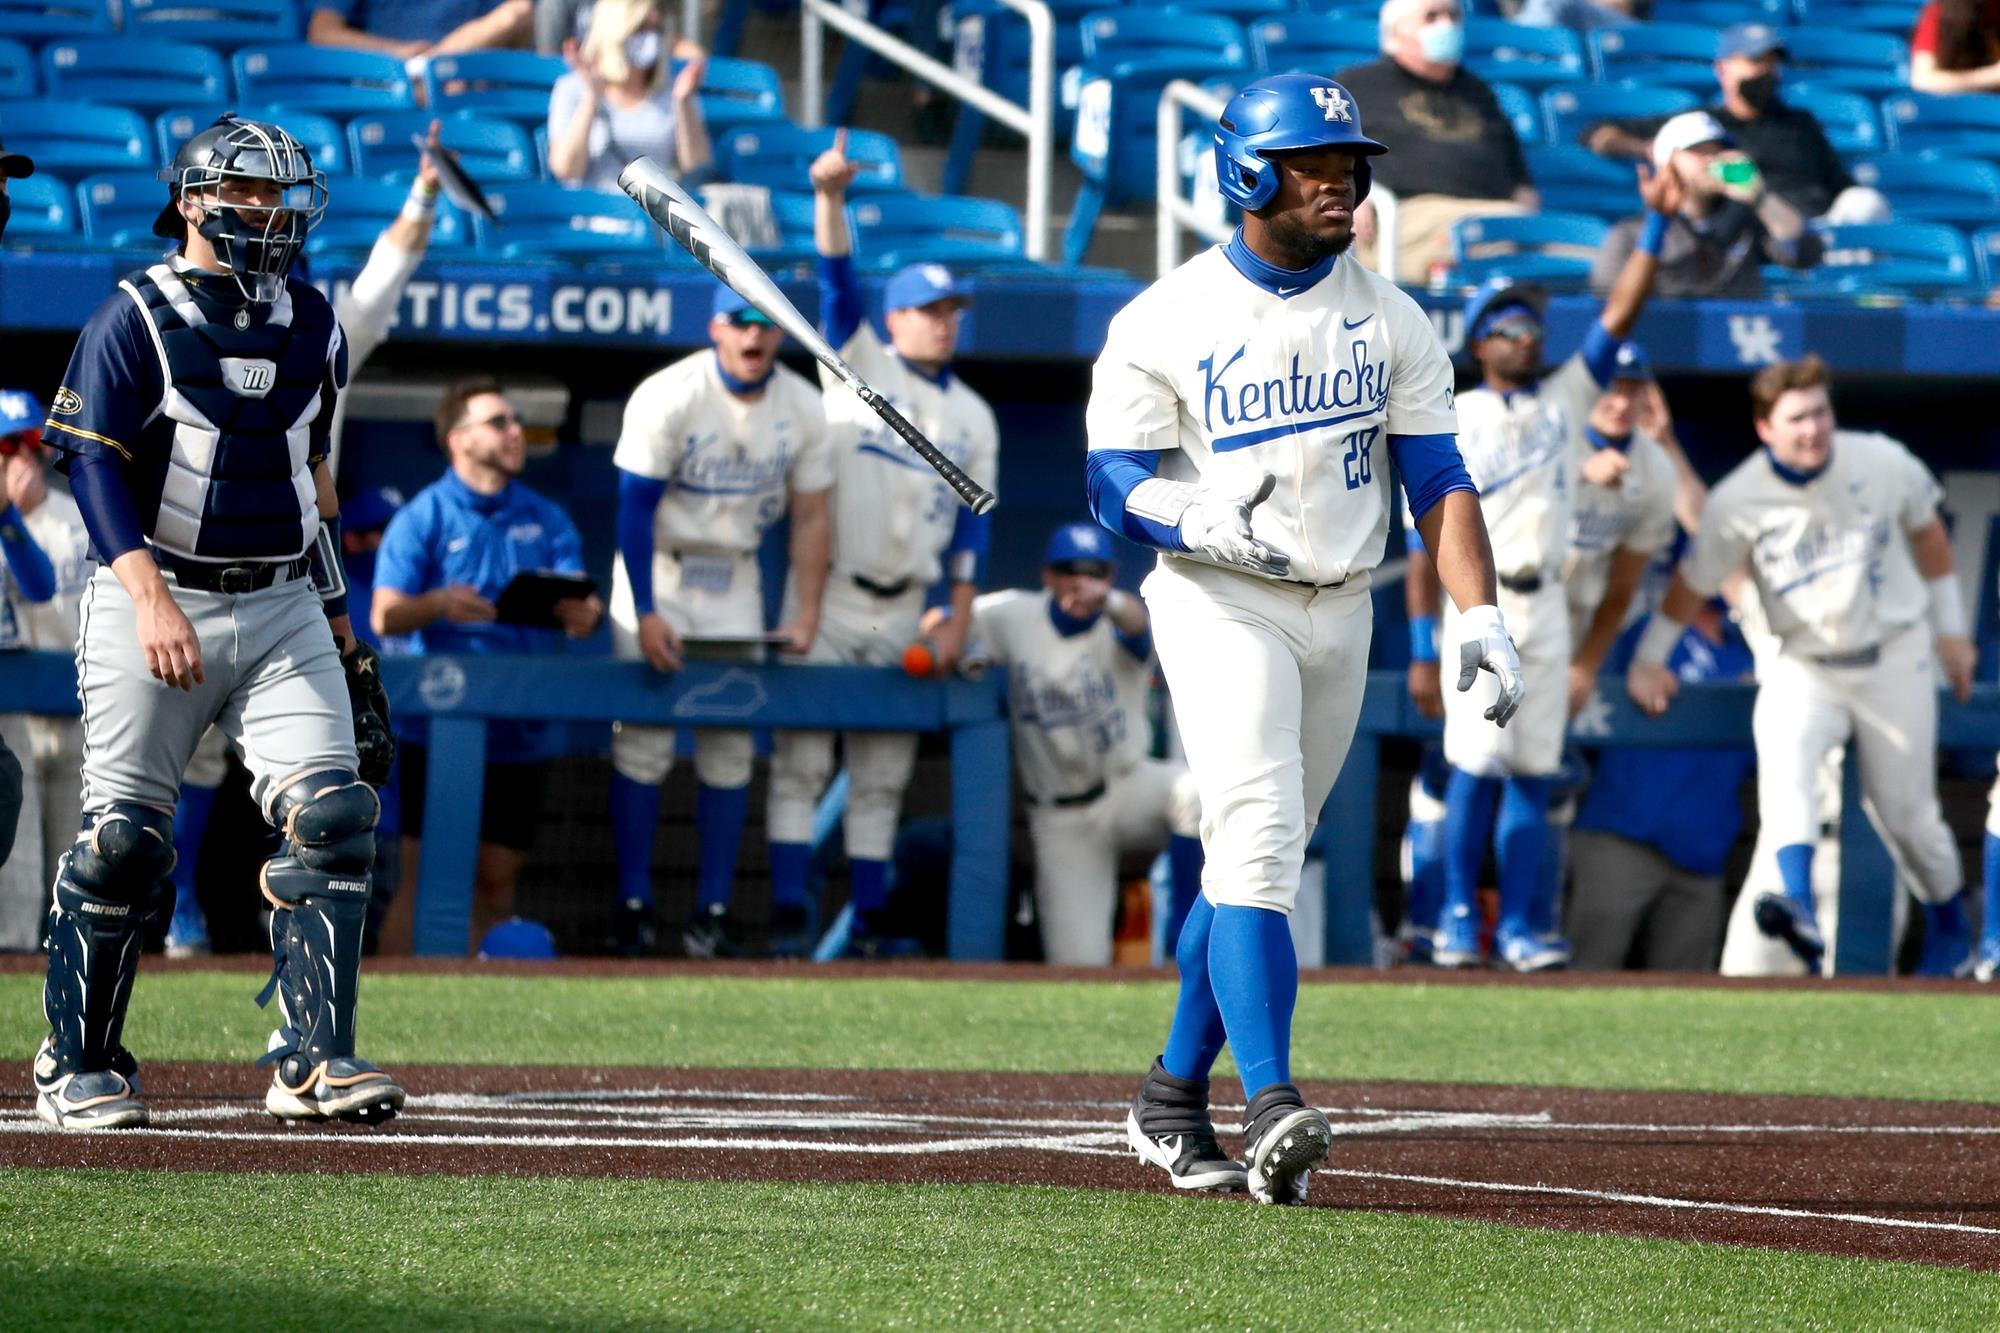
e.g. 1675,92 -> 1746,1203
266,1051 -> 406,1125
1752,891 -> 1825,975
1242,1083 -> 1333,1206
33,1037 -> 148,1131
1125,1058 -> 1248,1192
610,898 -> 659,958
766,902 -> 816,959
682,903 -> 746,959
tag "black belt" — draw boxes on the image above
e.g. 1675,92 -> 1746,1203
1813,644 -> 1881,669
852,573 -> 913,599
1498,571 -> 1544,594
156,550 -> 311,594
1029,782 -> 1107,809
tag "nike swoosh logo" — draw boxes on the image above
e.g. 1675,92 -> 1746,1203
1343,314 -> 1374,330
447,538 -> 469,553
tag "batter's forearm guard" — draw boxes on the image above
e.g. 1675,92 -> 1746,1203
308,515 -> 348,621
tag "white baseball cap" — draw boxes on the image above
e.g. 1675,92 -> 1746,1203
1650,111 -> 1735,170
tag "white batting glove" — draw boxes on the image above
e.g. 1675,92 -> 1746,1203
1178,474 -> 1296,578
1456,603 -> 1525,727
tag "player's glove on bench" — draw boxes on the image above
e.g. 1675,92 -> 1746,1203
1129,471 -> 1293,578
340,639 -> 395,788
1455,604 -> 1525,728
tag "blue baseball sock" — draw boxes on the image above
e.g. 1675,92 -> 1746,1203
1775,843 -> 1816,912
169,782 -> 218,930
1208,904 -> 1297,1101
1405,813 -> 1445,936
609,772 -> 661,908
1441,767 -> 1501,928
769,841 -> 812,910
849,857 -> 889,931
1924,893 -> 1970,944
1494,776 -> 1554,937
1983,832 -> 2000,947
694,783 -> 750,912
1161,894 -> 1226,1081
1164,833 -> 1204,949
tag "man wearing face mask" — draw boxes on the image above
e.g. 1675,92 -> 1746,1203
1336,0 -> 1539,283
1586,24 -> 1890,226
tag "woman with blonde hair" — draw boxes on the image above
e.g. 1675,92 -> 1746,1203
547,0 -> 713,189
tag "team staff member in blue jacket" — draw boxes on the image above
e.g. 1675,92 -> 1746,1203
371,377 -> 602,952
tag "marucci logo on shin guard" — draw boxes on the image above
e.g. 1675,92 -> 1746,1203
326,880 -> 372,895
77,901 -> 130,917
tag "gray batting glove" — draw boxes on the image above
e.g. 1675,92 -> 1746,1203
1455,603 -> 1525,727
1177,472 -> 1292,578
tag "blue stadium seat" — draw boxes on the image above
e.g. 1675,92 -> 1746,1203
0,100 -> 153,171
944,0 -> 1097,192
232,45 -> 413,115
744,188 -> 821,268
1882,92 -> 2000,160
475,181 -> 661,261
1779,30 -> 1910,94
1785,85 -> 1885,154
349,111 -> 536,182
154,106 -> 227,166
720,125 -> 902,194
1,172 -> 83,246
1461,18 -> 1587,91
1445,209 -> 1608,289
1522,143 -> 1637,218
41,38 -> 229,112
122,0 -> 301,48
307,175 -> 471,258
250,107 -> 347,174
847,192 -> 1024,271
1973,223 -> 2000,289
1650,0 -> 1789,25
76,170 -> 169,247
1541,84 -> 1698,147
1791,0 -> 1927,32
690,56 -> 786,131
1589,22 -> 1721,91
1490,81 -> 1544,146
0,0 -> 113,43
0,35 -> 28,97
1789,220 -> 1976,298
1166,0 -> 1291,17
1247,14 -> 1379,75
1287,2 -> 1381,18
1080,8 -> 1248,68
423,49 -> 566,125
1848,153 -> 2000,225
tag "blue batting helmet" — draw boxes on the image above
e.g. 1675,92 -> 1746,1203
1214,74 -> 1387,212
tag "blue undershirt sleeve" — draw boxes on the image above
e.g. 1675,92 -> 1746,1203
1578,322 -> 1621,388
1084,449 -> 1186,552
617,470 -> 668,617
0,503 -> 54,602
1389,433 -> 1477,525
945,507 -> 990,585
68,453 -> 147,565
818,254 -> 865,348
1114,622 -> 1153,662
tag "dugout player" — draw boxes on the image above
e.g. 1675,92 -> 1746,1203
1087,74 -> 1520,1203
1628,354 -> 1977,977
0,139 -> 36,910
608,285 -> 832,959
1405,164 -> 1677,973
31,114 -> 401,1129
765,131 -> 999,953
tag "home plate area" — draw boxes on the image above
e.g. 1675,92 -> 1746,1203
7,1064 -> 1999,1271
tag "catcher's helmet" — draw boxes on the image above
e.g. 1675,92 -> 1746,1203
152,113 -> 327,303
1213,74 -> 1387,213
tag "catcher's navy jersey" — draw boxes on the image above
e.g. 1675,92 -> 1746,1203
45,260 -> 346,563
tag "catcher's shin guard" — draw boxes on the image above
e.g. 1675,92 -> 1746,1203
39,805 -> 176,1079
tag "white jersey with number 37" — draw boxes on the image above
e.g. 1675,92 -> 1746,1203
1086,248 -> 1458,586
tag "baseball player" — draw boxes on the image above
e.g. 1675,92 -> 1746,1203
955,523 -> 1204,966
0,137 -> 28,873
608,284 -> 832,959
764,131 -> 998,952
1088,74 -> 1519,1204
1628,353 -> 1976,977
1405,165 -> 1676,973
31,114 -> 400,1129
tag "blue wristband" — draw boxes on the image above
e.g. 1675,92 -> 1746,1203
1410,615 -> 1439,664
1638,211 -> 1670,257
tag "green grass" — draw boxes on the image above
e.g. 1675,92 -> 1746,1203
3,1171 -> 1993,1332
0,970 -> 1993,1102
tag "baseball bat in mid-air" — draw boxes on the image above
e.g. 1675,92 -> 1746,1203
616,156 -> 997,516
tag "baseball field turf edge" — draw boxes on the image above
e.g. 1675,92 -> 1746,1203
1,972 -> 1992,1101
0,1171 -> 1991,1331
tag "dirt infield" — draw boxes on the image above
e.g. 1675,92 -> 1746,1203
8,1061 -> 1999,1273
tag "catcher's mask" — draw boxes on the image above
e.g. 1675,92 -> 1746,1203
153,113 -> 327,304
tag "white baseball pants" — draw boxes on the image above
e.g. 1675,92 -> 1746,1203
1443,580 -> 1568,779
609,550 -> 762,789
1028,758 -> 1200,965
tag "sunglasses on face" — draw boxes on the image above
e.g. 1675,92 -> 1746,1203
723,312 -> 774,330
0,428 -> 43,457
1483,322 -> 1543,343
460,411 -> 520,433
1051,560 -> 1114,580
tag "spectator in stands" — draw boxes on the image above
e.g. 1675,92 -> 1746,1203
1338,0 -> 1539,284
1586,24 -> 1890,225
0,136 -> 31,242
310,0 -> 535,61
1513,0 -> 1639,36
1911,0 -> 2000,93
371,379 -> 603,953
549,0 -> 713,191
1591,111 -> 1822,298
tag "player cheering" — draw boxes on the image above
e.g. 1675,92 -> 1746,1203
31,115 -> 401,1129
764,130 -> 999,955
1627,354 -> 1977,978
1087,74 -> 1520,1204
1406,161 -> 1678,973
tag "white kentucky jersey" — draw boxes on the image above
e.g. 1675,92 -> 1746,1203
615,352 -> 833,555
969,588 -> 1153,802
1085,247 -> 1456,587
21,489 -> 93,649
822,323 -> 999,586
1455,355 -> 1599,580
1682,430 -> 1940,657
1563,428 -> 1677,642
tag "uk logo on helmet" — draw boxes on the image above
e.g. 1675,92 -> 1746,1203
1310,87 -> 1352,123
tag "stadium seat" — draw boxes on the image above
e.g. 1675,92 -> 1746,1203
1848,154 -> 2000,226
423,49 -> 566,125
349,111 -> 535,182
0,36 -> 29,97
0,0 -> 113,43
77,169 -> 170,247
1790,0 -> 1927,33
1445,210 -> 1608,289
742,188 -> 821,269
0,100 -> 153,172
1,172 -> 84,246
1588,22 -> 1722,92
690,56 -> 786,131
944,0 -> 1098,191
1785,85 -> 1886,155
1165,0 -> 1291,17
1247,14 -> 1378,76
847,193 -> 1024,270
250,107 -> 348,174
1462,19 -> 1587,91
41,38 -> 229,112
1793,219 -> 1977,298
1973,223 -> 2000,289
1080,8 -> 1248,69
720,125 -> 902,194
1522,143 -> 1638,219
1541,84 -> 1699,147
232,45 -> 413,115
306,175 -> 471,258
154,106 -> 227,166
474,181 -> 662,261
122,0 -> 302,48
1778,30 -> 1910,94
1882,92 -> 2000,161
1490,81 -> 1544,147
1650,0 -> 1789,25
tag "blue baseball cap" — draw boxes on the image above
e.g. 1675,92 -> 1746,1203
884,262 -> 971,313
1609,340 -> 1651,382
477,916 -> 558,961
711,285 -> 774,324
1044,522 -> 1116,568
1717,22 -> 1786,61
341,484 -> 405,533
1462,277 -> 1548,345
0,388 -> 43,435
